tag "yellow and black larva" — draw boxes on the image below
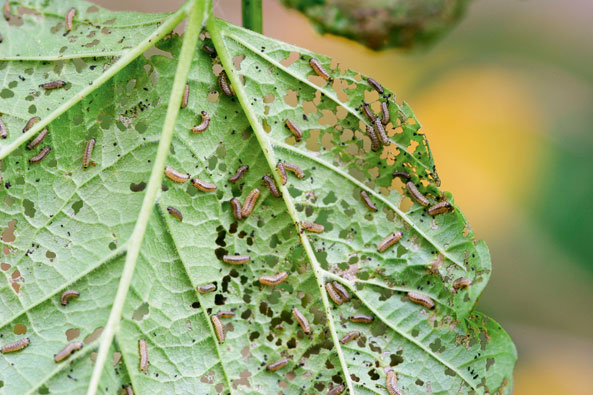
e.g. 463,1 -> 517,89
328,384 -> 345,395
29,146 -> 51,164
301,221 -> 324,233
292,307 -> 311,334
60,290 -> 80,306
374,117 -> 390,146
65,8 -> 76,32
26,128 -> 48,150
407,291 -> 435,309
218,71 -> 234,97
392,171 -> 410,181
309,58 -> 332,81
82,138 -> 95,169
1,337 -> 30,354
361,102 -> 375,123
222,255 -> 250,265
360,190 -> 377,212
377,231 -> 403,253
367,77 -> 384,94
339,330 -> 360,345
39,80 -> 66,90
54,341 -> 83,363
211,314 -> 225,343
385,367 -> 402,395
138,339 -> 149,373
122,385 -> 134,395
23,116 -> 40,133
191,111 -> 210,133
181,83 -> 189,109
197,283 -> 216,294
332,281 -> 351,302
258,272 -> 289,286
381,101 -> 390,125
349,314 -> 374,324
167,206 -> 183,222
217,311 -> 235,318
229,165 -> 249,183
0,117 -> 7,139
366,125 -> 380,152
276,162 -> 288,185
240,188 -> 260,218
266,358 -> 289,372
262,174 -> 281,197
164,165 -> 190,183
191,177 -> 216,192
285,119 -> 303,142
453,277 -> 472,290
406,181 -> 430,206
283,162 -> 305,179
325,282 -> 343,305
428,201 -> 452,216
3,1 -> 10,21
230,198 -> 243,220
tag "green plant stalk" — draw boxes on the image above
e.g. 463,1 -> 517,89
0,3 -> 192,161
85,0 -> 205,393
207,17 -> 354,394
241,0 -> 263,33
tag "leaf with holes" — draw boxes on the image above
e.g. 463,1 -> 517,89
0,0 -> 516,394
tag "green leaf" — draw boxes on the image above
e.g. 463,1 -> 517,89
0,0 -> 516,393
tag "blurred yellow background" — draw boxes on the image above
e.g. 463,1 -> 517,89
95,0 -> 593,393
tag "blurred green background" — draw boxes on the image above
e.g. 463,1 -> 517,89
96,0 -> 593,393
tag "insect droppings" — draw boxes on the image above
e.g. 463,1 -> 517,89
211,314 -> 225,343
406,181 -> 430,206
258,272 -> 289,286
191,177 -> 217,192
292,307 -> 311,334
54,341 -> 83,363
23,116 -> 40,133
1,337 -> 30,354
301,221 -> 324,233
367,77 -> 384,94
39,80 -> 66,90
65,8 -> 76,32
26,128 -> 48,150
266,358 -> 289,372
285,119 -> 303,142
309,58 -> 332,81
262,174 -> 281,197
377,231 -> 403,253
229,165 -> 249,183
349,314 -> 374,324
222,255 -> 250,265
339,330 -> 360,345
181,83 -> 189,108
29,146 -> 51,164
138,339 -> 149,373
407,291 -> 435,309
191,111 -> 210,133
83,138 -> 96,169
164,165 -> 190,183
240,188 -> 260,218
360,190 -> 377,212
167,206 -> 183,222
197,283 -> 216,294
428,201 -> 452,216
60,290 -> 80,306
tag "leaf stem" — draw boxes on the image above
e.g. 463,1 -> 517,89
241,0 -> 263,33
85,1 -> 206,393
207,17 -> 354,394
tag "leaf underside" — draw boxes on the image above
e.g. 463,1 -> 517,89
0,1 -> 516,394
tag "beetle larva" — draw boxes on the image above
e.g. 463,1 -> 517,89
29,146 -> 51,164
292,307 -> 311,334
65,8 -> 76,32
406,181 -> 430,206
1,337 -> 30,354
217,311 -> 235,318
0,32 -> 3,43
301,221 -> 324,233
262,174 -> 281,197
23,116 -> 40,133
381,101 -> 390,125
60,290 -> 80,306
122,385 -> 134,395
285,119 -> 303,142
54,341 -> 83,363
26,128 -> 48,150
361,102 -> 375,123
230,198 -> 243,220
366,125 -> 380,152
258,272 -> 289,286
309,58 -> 332,81
349,314 -> 374,324
191,111 -> 210,133
3,1 -> 10,21
82,137 -> 95,169
181,83 -> 190,109
164,165 -> 189,183
360,190 -> 377,212
325,282 -> 343,305
276,162 -> 287,185
332,281 -> 351,302
428,201 -> 452,216
218,71 -> 234,97
229,164 -> 249,183
374,117 -> 390,146
197,283 -> 216,294
283,162 -> 305,179
167,206 -> 183,222
202,44 -> 216,57
407,291 -> 435,309
222,255 -> 250,265
0,117 -> 6,139
453,277 -> 472,290
367,77 -> 384,94
328,384 -> 345,395
39,80 -> 66,90
377,231 -> 403,253
392,171 -> 410,181
191,177 -> 216,192
138,339 -> 148,373
211,314 -> 225,343
240,188 -> 260,218
385,367 -> 402,395
266,358 -> 289,372
339,330 -> 360,345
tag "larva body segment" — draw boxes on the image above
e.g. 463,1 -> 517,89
60,290 -> 80,306
39,80 -> 66,90
367,77 -> 384,94
309,58 -> 332,81
407,291 -> 435,309
191,111 -> 210,133
82,138 -> 96,169
26,128 -> 48,150
1,337 -> 30,354
222,255 -> 250,264
301,221 -> 324,233
285,119 -> 303,142
292,307 -> 311,334
229,165 -> 249,183
181,83 -> 189,108
197,283 -> 216,294
262,174 -> 281,197
167,206 -> 183,222
325,282 -> 343,305
230,198 -> 243,220
191,177 -> 216,192
164,165 -> 189,183
65,8 -> 76,32
211,314 -> 225,343
406,181 -> 430,206
349,314 -> 374,324
360,190 -> 377,212
138,339 -> 149,372
266,358 -> 289,372
258,272 -> 289,286
23,116 -> 40,133
240,188 -> 260,218
339,330 -> 360,345
428,201 -> 452,216
54,341 -> 83,363
377,231 -> 403,253
29,146 -> 51,163
366,125 -> 380,152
